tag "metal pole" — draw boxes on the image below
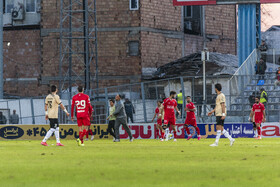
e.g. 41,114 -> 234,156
59,0 -> 64,95
30,99 -> 35,124
180,77 -> 185,120
83,0 -> 90,90
105,88 -> 108,124
181,6 -> 185,57
94,0 -> 99,90
202,6 -> 206,49
141,83 -> 147,123
0,0 -> 4,99
19,99 -> 23,124
68,0 -> 72,116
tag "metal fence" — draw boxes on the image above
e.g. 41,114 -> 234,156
0,72 -> 279,125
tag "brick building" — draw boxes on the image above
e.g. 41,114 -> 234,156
2,0 -> 236,97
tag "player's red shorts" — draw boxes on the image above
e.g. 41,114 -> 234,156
157,118 -> 162,125
77,117 -> 90,127
164,116 -> 176,126
184,118 -> 197,126
255,118 -> 263,125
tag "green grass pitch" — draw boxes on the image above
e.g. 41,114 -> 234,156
1,138 -> 280,187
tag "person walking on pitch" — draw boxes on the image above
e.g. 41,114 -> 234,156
208,83 -> 235,147
41,85 -> 69,146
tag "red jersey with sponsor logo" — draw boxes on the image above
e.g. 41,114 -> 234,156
186,102 -> 196,120
163,98 -> 177,118
252,103 -> 265,120
71,93 -> 93,118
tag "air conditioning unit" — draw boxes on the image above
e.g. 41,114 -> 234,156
185,21 -> 192,30
11,0 -> 25,21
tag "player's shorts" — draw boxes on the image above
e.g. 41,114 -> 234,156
49,118 -> 59,128
255,118 -> 263,125
164,116 -> 176,126
184,118 -> 197,126
77,117 -> 90,127
157,118 -> 163,125
216,116 -> 224,126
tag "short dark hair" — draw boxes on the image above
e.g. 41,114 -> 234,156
157,100 -> 163,104
109,99 -> 115,103
51,85 -> 57,92
78,86 -> 83,92
170,91 -> 176,96
187,96 -> 191,98
215,83 -> 222,92
256,96 -> 260,100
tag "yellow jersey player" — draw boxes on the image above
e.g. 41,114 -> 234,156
41,85 -> 70,146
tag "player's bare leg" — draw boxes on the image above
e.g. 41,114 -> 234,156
255,123 -> 262,140
185,124 -> 192,140
171,125 -> 177,141
155,124 -> 160,139
195,125 -> 201,140
158,125 -> 164,141
164,124 -> 169,141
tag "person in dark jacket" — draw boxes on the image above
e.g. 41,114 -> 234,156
124,98 -> 135,123
0,112 -> 7,124
109,94 -> 133,142
257,58 -> 267,81
258,40 -> 268,62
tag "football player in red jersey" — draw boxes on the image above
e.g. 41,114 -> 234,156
71,86 -> 93,146
184,96 -> 201,140
161,91 -> 181,141
151,100 -> 165,141
249,96 -> 266,140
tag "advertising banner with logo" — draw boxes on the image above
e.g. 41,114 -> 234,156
261,123 -> 280,138
0,125 -> 110,140
0,123 -> 278,140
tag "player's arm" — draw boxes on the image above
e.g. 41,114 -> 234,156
220,102 -> 226,120
188,107 -> 196,112
55,95 -> 70,117
151,112 -> 157,122
59,103 -> 70,116
71,98 -> 75,121
249,109 -> 254,122
44,103 -> 48,120
208,107 -> 215,116
175,106 -> 181,116
262,109 -> 266,122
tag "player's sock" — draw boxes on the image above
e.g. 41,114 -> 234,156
174,131 -> 177,139
254,129 -> 258,136
79,131 -> 84,144
185,126 -> 191,136
86,130 -> 89,139
257,127 -> 261,136
42,128 -> 55,142
215,130 -> 221,144
161,131 -> 165,139
195,126 -> 200,135
155,129 -> 158,139
222,129 -> 233,141
54,127 -> 60,143
88,129 -> 93,135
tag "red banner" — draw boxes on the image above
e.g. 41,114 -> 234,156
173,0 -> 216,6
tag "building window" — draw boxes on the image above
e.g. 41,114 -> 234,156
26,0 -> 36,13
128,41 -> 139,56
5,0 -> 14,13
130,0 -> 139,10
183,6 -> 201,35
184,6 -> 192,18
